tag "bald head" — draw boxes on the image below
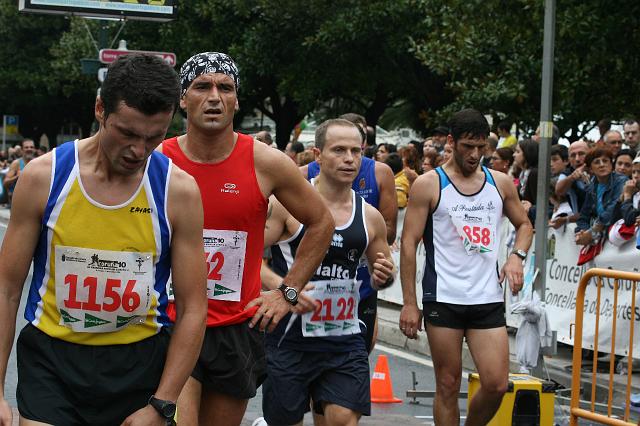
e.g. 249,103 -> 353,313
568,141 -> 589,168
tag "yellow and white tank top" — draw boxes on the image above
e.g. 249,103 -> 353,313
25,140 -> 173,345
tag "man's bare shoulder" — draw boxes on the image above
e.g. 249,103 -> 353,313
374,160 -> 394,177
168,163 -> 199,195
486,168 -> 515,196
20,152 -> 53,183
364,201 -> 385,225
253,139 -> 290,169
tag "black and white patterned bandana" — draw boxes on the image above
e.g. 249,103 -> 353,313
179,52 -> 240,97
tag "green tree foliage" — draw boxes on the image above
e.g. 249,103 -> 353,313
411,0 -> 640,140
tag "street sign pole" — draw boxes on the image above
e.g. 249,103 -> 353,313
532,0 -> 556,379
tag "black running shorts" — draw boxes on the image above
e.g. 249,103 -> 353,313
262,345 -> 371,426
191,320 -> 266,399
17,324 -> 169,426
423,301 -> 506,330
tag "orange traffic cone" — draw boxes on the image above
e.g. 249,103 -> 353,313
370,354 -> 402,403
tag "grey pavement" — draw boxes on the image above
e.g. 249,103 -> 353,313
376,299 -> 640,409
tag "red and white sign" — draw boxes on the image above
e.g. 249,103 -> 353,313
99,49 -> 177,67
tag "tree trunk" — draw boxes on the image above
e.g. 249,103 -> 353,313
269,93 -> 304,150
364,87 -> 391,128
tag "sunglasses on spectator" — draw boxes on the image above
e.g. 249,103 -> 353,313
591,158 -> 611,165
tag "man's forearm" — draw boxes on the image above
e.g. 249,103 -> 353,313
385,220 -> 396,245
555,177 -> 573,196
400,243 -> 418,305
153,308 -> 205,401
261,261 -> 283,290
282,217 -> 333,291
512,222 -> 534,253
0,296 -> 21,398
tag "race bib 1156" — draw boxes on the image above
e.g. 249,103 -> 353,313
55,246 -> 153,333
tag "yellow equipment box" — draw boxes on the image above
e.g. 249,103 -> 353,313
468,373 -> 555,426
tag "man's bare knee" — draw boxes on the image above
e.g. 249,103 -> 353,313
323,403 -> 359,426
436,373 -> 462,399
479,376 -> 508,396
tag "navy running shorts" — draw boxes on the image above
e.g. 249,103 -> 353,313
262,344 -> 371,425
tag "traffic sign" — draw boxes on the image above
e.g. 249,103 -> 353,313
99,49 -> 177,67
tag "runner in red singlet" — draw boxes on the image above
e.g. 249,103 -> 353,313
161,52 -> 334,426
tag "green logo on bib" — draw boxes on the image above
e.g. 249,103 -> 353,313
306,323 -> 322,332
479,246 -> 492,253
60,309 -> 80,323
214,284 -> 236,296
342,322 -> 354,330
85,314 -> 110,328
324,322 -> 340,332
117,315 -> 140,328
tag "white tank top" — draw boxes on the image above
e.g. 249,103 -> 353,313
422,166 -> 504,305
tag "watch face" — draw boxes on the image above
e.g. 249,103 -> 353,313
285,288 -> 297,301
162,403 -> 176,418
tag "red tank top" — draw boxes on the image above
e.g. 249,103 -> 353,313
163,133 -> 267,327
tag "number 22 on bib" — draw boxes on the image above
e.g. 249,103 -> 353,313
203,229 -> 247,302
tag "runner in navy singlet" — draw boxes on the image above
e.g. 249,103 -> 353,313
261,118 -> 395,426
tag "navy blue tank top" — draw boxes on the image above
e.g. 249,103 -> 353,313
267,191 -> 368,352
307,156 -> 379,300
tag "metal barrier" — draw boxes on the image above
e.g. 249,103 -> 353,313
570,268 -> 639,426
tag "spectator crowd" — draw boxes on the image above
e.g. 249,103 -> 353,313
255,116 -> 640,263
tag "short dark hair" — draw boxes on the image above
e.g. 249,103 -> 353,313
550,144 -> 568,162
518,139 -> 539,169
624,118 -> 639,127
101,54 -> 180,119
315,118 -> 359,151
290,141 -> 304,154
585,146 -> 614,167
615,148 -> 637,163
495,147 -> 514,166
497,120 -> 512,133
385,153 -> 403,174
448,109 -> 490,142
339,113 -> 367,143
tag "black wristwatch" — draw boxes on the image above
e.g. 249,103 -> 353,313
148,395 -> 176,425
511,249 -> 527,260
278,283 -> 299,306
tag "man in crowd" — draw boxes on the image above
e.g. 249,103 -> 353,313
254,130 -> 274,146
623,118 -> 639,150
2,138 -> 36,206
432,126 -> 449,152
555,140 -> 590,220
399,108 -> 533,426
285,141 -> 305,162
603,129 -> 624,156
0,54 -> 207,426
160,52 -> 334,426
259,118 -> 395,426
301,112 -> 397,353
496,120 -> 517,148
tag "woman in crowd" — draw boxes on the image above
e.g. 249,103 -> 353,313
575,147 -> 628,245
514,140 -> 539,206
399,145 -> 420,185
422,149 -> 442,173
489,147 -> 514,175
375,143 -> 396,163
